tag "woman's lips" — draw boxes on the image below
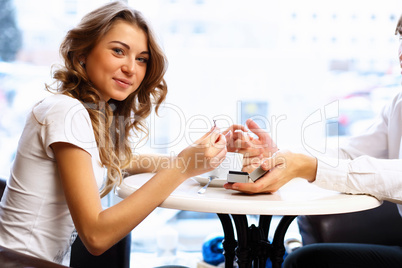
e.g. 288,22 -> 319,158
113,78 -> 132,89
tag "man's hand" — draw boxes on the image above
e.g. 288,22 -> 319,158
224,119 -> 279,173
224,150 -> 317,194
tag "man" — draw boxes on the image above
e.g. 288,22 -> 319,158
224,14 -> 402,267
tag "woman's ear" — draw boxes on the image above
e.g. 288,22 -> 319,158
78,56 -> 86,66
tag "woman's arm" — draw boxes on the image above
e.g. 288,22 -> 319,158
125,154 -> 175,174
52,127 -> 227,256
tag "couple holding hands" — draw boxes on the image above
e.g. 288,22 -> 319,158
1,2 -> 401,267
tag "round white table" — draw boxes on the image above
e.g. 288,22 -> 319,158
116,173 -> 381,268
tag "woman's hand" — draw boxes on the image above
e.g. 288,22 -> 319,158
176,127 -> 227,179
224,119 -> 279,173
223,150 -> 317,194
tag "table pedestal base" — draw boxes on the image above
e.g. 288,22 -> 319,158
218,214 -> 296,268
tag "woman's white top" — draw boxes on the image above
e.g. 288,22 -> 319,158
0,94 -> 105,265
315,92 -> 402,214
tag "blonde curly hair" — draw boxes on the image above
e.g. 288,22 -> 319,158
48,1 -> 168,197
396,13 -> 402,35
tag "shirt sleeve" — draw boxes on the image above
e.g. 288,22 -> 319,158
315,156 -> 402,203
40,97 -> 97,159
336,105 -> 389,160
314,93 -> 402,203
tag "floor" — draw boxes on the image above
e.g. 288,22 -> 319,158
128,212 -> 301,268
130,251 -> 205,268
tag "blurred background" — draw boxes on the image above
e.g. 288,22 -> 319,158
1,0 -> 401,266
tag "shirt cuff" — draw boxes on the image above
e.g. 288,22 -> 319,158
313,157 -> 350,193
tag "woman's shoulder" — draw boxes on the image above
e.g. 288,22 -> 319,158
40,93 -> 82,107
33,94 -> 88,123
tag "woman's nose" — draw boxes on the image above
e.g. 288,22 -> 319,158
122,59 -> 135,75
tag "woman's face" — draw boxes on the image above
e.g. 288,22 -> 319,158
84,20 -> 149,102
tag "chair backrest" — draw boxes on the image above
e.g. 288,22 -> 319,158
0,177 -> 6,200
298,201 -> 402,246
70,232 -> 131,268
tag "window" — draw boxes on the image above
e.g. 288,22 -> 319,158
64,0 -> 77,15
1,0 -> 402,265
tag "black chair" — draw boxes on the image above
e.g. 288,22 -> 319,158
0,177 -> 6,200
70,233 -> 131,268
0,177 -> 68,268
298,201 -> 402,246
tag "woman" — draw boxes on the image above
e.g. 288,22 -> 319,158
0,2 -> 227,265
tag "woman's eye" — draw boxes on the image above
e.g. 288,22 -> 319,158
137,57 -> 148,63
113,48 -> 124,55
